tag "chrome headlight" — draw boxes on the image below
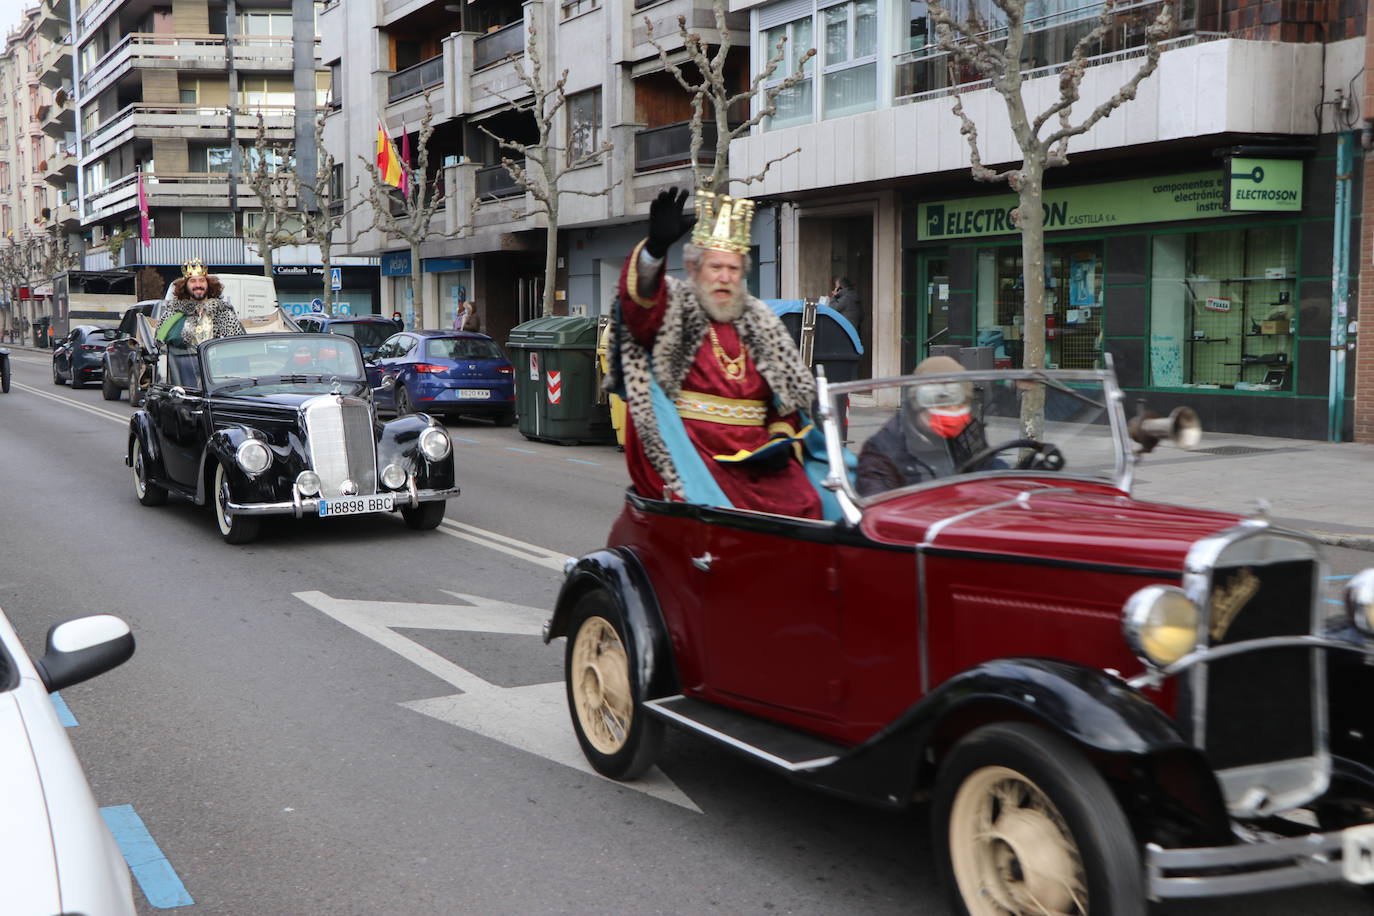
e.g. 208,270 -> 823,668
381,463 -> 407,489
1345,569 -> 1374,636
1123,585 -> 1200,669
235,439 -> 271,475
419,426 -> 451,462
296,470 -> 322,496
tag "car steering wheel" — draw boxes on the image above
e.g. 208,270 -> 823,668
954,438 -> 1066,473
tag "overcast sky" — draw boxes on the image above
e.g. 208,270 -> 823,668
0,0 -> 28,42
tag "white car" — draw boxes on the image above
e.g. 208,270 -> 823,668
0,608 -> 136,915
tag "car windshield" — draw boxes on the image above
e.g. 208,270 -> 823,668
829,369 -> 1126,503
426,337 -> 503,361
328,320 -> 394,349
201,335 -> 364,389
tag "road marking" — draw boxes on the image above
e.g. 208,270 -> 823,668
565,458 -> 600,466
11,381 -> 128,426
436,519 -> 571,572
293,590 -> 700,812
100,805 -> 195,909
1327,574 -> 1355,580
450,436 -> 479,443
49,691 -> 78,727
504,446 -> 537,454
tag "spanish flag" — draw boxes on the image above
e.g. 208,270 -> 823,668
376,121 -> 404,190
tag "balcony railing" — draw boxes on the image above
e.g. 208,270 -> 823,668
634,120 -> 728,172
476,162 -> 523,199
388,54 -> 444,103
83,104 -> 295,156
473,21 -> 524,70
79,33 -> 228,97
893,0 -> 1195,104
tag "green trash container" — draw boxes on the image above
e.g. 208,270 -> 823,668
506,316 -> 614,445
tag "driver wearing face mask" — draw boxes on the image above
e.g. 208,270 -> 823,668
855,356 -> 997,497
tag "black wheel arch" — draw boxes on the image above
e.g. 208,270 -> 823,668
546,548 -> 680,703
126,413 -> 166,479
378,414 -> 457,492
804,658 -> 1232,848
202,426 -> 281,507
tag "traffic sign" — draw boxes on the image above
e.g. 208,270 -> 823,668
330,267 -> 342,290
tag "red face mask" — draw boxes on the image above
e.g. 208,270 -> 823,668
927,406 -> 972,439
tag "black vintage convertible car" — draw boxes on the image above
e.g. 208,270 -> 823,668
126,331 -> 459,543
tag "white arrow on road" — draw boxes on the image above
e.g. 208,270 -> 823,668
293,589 -> 700,812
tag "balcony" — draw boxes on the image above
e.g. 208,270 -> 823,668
40,98 -> 75,139
37,0 -> 69,42
230,35 -> 302,73
82,104 -> 295,160
83,172 -> 274,221
76,0 -> 120,39
79,33 -> 229,101
53,201 -> 79,228
633,120 -> 728,172
475,161 -> 523,199
628,0 -> 745,65
38,40 -> 73,89
43,144 -> 77,185
389,54 -> 444,103
473,21 -> 523,70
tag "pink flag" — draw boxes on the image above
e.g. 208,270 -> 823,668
137,169 -> 150,247
400,131 -> 411,200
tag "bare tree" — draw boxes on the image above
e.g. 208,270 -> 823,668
360,90 -> 448,328
928,0 -> 1171,433
646,0 -> 815,191
479,21 -> 619,318
300,108 -> 370,315
244,113 -> 301,279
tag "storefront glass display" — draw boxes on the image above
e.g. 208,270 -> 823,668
1149,226 -> 1296,391
976,242 -> 1104,369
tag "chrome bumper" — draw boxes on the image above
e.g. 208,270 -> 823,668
226,486 -> 460,518
1147,823 -> 1374,898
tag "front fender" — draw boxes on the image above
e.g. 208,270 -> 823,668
203,427 -> 280,506
805,658 -> 1232,846
378,414 -> 457,491
126,413 -> 166,479
546,549 -> 680,703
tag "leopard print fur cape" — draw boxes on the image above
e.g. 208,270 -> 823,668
606,274 -> 816,499
165,297 -> 246,348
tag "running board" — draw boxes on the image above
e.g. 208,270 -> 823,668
644,696 -> 844,772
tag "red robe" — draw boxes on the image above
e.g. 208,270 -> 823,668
618,254 -> 821,520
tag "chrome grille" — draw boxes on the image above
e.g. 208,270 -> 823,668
303,396 -> 377,497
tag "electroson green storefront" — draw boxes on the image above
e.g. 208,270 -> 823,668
903,151 -> 1349,439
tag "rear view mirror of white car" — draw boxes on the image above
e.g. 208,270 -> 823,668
35,615 -> 135,693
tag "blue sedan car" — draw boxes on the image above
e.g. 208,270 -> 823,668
367,330 -> 516,425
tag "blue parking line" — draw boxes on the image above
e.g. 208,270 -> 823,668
1324,598 -> 1344,605
1327,574 -> 1355,580
450,436 -> 478,444
49,692 -> 77,727
566,458 -> 600,466
100,805 -> 194,909
505,447 -> 537,454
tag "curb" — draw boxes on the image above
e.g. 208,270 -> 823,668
1309,531 -> 1374,553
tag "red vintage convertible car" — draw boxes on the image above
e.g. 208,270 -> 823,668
545,366 -> 1374,915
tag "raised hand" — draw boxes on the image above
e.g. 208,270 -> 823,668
645,187 -> 696,259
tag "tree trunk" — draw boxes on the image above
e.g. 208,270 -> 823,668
409,239 -> 424,327
541,199 -> 558,317
320,245 -> 333,315
260,232 -> 274,278
1016,157 -> 1047,439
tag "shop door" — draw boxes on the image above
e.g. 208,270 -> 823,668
913,251 -> 949,370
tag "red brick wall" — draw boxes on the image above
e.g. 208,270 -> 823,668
1213,0 -> 1365,41
1356,146 -> 1374,442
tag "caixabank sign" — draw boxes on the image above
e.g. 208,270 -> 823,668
918,170 -> 1236,241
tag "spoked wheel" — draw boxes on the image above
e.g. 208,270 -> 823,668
395,387 -> 414,416
935,723 -> 1144,916
564,591 -> 662,780
131,441 -> 167,507
214,462 -> 260,544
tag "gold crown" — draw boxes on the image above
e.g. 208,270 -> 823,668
182,258 -> 208,279
691,190 -> 754,256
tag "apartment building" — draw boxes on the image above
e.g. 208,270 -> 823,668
322,0 -> 746,348
71,0 -> 378,312
728,0 -> 1367,439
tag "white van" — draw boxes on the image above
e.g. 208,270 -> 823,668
158,272 -> 297,332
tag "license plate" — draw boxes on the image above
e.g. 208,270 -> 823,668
1343,823 -> 1374,883
318,495 -> 394,517
457,389 -> 491,399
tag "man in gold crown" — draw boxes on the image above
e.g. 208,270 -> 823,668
162,258 -> 244,348
610,187 -> 821,519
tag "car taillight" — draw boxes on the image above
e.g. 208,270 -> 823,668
106,344 -> 116,352
81,344 -> 103,351
414,363 -> 448,374
496,366 -> 514,375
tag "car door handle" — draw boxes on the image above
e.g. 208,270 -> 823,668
691,552 -> 715,572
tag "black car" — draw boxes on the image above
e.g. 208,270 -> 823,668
294,314 -> 399,359
53,325 -> 118,389
101,301 -> 159,404
127,330 -> 460,544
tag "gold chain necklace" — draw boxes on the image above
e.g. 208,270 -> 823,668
707,324 -> 748,380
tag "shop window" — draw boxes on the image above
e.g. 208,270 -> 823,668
1149,226 -> 1296,391
976,243 -> 1104,370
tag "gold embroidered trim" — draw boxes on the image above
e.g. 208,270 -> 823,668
624,239 -> 657,309
675,389 -> 767,426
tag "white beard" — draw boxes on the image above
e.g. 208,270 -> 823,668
696,281 -> 746,323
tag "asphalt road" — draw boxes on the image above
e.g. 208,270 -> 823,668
2,348 -> 1372,916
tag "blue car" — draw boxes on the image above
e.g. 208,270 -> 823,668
367,330 -> 516,425
295,314 -> 400,359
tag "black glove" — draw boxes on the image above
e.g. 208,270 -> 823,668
645,187 -> 696,259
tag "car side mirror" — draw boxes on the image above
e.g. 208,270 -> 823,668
34,615 -> 135,693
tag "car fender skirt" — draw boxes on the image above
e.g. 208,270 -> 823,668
547,549 -> 679,701
805,659 -> 1232,845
